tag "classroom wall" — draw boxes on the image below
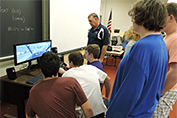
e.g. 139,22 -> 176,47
100,0 -> 168,38
100,0 -> 136,33
50,0 -> 101,54
0,0 -> 168,77
0,0 -> 136,76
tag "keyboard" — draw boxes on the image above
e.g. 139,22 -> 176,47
26,73 -> 43,85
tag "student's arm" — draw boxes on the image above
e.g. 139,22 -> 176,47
81,101 -> 94,117
58,67 -> 66,74
97,68 -> 111,98
104,75 -> 111,98
162,62 -> 177,94
26,114 -> 32,118
99,45 -> 108,63
107,60 -> 146,117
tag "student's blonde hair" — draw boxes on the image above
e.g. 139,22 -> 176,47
122,26 -> 141,43
126,26 -> 141,42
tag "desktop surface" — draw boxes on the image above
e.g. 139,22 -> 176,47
105,46 -> 124,67
106,46 -> 124,56
26,73 -> 43,85
1,68 -> 41,86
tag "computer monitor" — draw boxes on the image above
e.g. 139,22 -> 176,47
13,40 -> 52,75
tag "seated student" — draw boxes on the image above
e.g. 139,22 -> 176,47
84,44 -> 111,107
25,52 -> 93,118
62,52 -> 111,118
84,44 -> 103,71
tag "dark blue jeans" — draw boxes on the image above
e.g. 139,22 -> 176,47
89,112 -> 104,118
103,98 -> 109,108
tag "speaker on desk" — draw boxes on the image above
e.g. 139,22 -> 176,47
6,67 -> 17,80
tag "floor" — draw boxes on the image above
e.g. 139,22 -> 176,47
102,56 -> 121,99
0,56 -> 120,118
0,101 -> 18,118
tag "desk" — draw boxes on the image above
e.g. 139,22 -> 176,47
0,68 -> 41,118
106,50 -> 124,56
105,50 -> 124,67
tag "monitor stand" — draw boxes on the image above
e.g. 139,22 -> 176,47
22,61 -> 34,76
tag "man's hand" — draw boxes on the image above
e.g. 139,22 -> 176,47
102,95 -> 108,99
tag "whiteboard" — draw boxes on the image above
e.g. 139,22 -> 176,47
50,0 -> 101,53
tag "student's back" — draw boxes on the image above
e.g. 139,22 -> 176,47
25,52 -> 93,118
26,77 -> 87,118
62,65 -> 107,117
89,60 -> 103,71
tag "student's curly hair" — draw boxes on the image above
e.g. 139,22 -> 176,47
128,0 -> 168,32
69,52 -> 84,66
166,2 -> 177,22
38,52 -> 60,78
85,44 -> 100,59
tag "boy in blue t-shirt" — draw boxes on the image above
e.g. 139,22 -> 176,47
106,0 -> 168,118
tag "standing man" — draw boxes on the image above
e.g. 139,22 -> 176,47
88,13 -> 109,63
106,0 -> 168,117
152,2 -> 177,118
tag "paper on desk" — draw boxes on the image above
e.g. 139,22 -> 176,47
112,46 -> 123,51
106,50 -> 124,56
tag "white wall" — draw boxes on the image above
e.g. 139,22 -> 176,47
0,0 -> 168,77
100,0 -> 168,37
0,58 -> 37,77
100,0 -> 136,38
50,0 -> 101,53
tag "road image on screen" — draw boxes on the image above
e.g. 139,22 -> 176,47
16,41 -> 51,64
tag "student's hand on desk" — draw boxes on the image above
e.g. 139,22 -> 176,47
60,62 -> 69,71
